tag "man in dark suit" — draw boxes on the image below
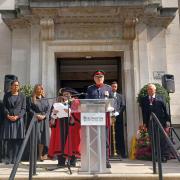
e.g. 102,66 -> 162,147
139,83 -> 170,162
111,81 -> 126,158
86,70 -> 113,168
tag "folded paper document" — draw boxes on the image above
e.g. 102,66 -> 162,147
52,102 -> 71,118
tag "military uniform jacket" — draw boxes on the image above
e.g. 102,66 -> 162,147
2,92 -> 26,139
86,84 -> 113,99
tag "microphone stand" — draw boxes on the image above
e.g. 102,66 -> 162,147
66,96 -> 72,174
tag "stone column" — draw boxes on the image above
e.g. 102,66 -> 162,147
29,25 -> 41,85
136,23 -> 151,87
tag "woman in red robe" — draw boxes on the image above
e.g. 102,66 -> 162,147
48,88 -> 80,167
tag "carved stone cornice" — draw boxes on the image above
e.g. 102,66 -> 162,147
0,1 -> 177,33
40,18 -> 54,41
55,23 -> 122,40
28,0 -> 162,8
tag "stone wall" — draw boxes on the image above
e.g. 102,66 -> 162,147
0,0 -> 15,98
0,0 -> 15,10
0,14 -> 11,99
161,0 -> 178,7
166,13 -> 180,124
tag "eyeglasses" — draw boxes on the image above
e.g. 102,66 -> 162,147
12,84 -> 19,87
95,76 -> 104,78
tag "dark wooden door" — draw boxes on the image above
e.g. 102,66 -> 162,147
56,57 -> 122,94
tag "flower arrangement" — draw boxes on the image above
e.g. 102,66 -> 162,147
135,125 -> 152,160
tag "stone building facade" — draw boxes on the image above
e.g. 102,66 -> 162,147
0,0 -> 180,149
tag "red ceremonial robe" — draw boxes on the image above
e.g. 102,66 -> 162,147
48,99 -> 81,159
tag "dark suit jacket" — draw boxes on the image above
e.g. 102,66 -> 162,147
0,100 -> 4,125
113,92 -> 126,115
139,94 -> 169,128
3,92 -> 26,118
2,92 -> 26,139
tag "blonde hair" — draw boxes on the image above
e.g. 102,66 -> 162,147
32,84 -> 45,103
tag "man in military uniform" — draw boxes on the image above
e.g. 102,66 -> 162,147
86,70 -> 113,168
86,70 -> 112,99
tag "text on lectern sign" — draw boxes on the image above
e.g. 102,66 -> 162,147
81,113 -> 106,126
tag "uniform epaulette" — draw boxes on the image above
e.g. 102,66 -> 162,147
104,84 -> 111,88
87,84 -> 95,88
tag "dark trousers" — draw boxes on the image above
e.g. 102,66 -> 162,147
0,140 -> 3,162
115,115 -> 126,157
149,123 -> 170,159
4,139 -> 23,164
106,127 -> 110,163
57,118 -> 68,165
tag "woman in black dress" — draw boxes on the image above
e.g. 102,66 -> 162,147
0,99 -> 4,162
28,84 -> 50,161
2,80 -> 26,164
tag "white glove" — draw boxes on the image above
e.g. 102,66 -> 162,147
114,111 -> 119,117
107,106 -> 114,112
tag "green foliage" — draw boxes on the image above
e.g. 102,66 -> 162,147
20,84 -> 33,97
137,83 -> 170,103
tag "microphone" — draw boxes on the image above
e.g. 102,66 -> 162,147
71,92 -> 87,97
36,92 -> 87,100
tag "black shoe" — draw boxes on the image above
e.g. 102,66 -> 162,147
70,156 -> 76,167
70,161 -> 76,167
121,154 -> 127,159
57,163 -> 65,168
106,162 -> 111,168
161,157 -> 167,163
5,161 -> 10,165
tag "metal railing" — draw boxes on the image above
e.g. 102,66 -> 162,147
9,114 -> 38,180
169,127 -> 180,157
150,112 -> 180,180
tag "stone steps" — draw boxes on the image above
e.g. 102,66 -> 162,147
1,174 -> 180,180
1,159 -> 180,180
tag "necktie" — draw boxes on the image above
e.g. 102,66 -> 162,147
113,92 -> 116,98
150,96 -> 153,105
